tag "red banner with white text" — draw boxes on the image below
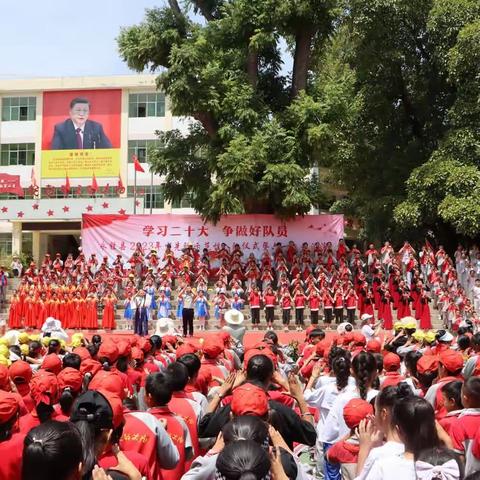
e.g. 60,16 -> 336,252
82,214 -> 344,262
0,174 -> 24,196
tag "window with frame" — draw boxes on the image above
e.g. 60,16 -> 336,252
1,97 -> 36,121
0,233 -> 12,256
22,232 -> 33,257
128,140 -> 160,163
144,185 -> 164,209
0,143 -> 35,166
128,93 -> 165,118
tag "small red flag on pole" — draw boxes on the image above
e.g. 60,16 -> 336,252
63,173 -> 71,195
91,173 -> 98,193
133,154 -> 145,173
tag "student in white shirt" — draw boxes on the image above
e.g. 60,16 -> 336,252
356,383 -> 414,478
322,351 -> 379,480
356,397 -> 443,480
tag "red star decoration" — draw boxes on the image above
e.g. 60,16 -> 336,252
102,202 -> 109,209
0,207 -> 7,213
135,200 -> 141,207
86,205 -> 93,212
118,208 -> 126,215
62,206 -> 70,213
32,203 -> 39,210
47,209 -> 54,216
17,211 -> 24,218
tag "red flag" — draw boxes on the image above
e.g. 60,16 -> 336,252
118,173 -> 124,190
62,173 -> 71,195
133,154 -> 145,173
91,173 -> 98,193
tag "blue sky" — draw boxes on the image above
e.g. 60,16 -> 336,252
0,0 -> 291,79
0,0 -> 163,78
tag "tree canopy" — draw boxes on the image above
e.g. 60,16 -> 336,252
118,0 -> 480,241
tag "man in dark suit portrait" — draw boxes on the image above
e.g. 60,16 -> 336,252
51,97 -> 112,150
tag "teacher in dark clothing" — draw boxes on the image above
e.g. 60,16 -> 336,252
198,354 -> 317,449
51,97 -> 112,150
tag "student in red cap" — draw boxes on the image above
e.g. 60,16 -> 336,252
22,421 -> 82,480
425,349 -> 464,419
55,367 -> 84,421
327,398 -> 374,479
0,390 -> 23,480
230,383 -> 269,418
40,353 -> 62,376
146,372 -> 193,480
9,360 -> 34,412
19,371 -> 60,433
416,355 -> 439,396
381,353 -> 406,389
199,337 -> 228,388
451,377 -> 480,476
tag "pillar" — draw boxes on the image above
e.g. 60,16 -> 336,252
11,222 -> 22,255
32,231 -> 41,263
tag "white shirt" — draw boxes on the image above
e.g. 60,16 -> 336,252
356,453 -> 415,480
355,441 -> 405,480
361,324 -> 375,341
322,387 -> 379,444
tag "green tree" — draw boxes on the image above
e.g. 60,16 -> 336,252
118,0 -> 339,222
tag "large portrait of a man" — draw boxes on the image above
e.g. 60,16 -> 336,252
51,97 -> 112,150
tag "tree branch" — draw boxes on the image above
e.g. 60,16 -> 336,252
168,0 -> 184,20
246,48 -> 258,88
291,26 -> 314,97
191,0 -> 216,21
396,63 -> 423,138
193,111 -> 219,139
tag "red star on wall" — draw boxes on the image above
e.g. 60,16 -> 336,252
32,203 -> 39,210
118,209 -> 126,215
102,202 -> 109,209
62,206 -> 70,213
0,207 -> 7,213
17,211 -> 24,218
47,209 -> 54,216
86,205 -> 93,212
135,200 -> 141,207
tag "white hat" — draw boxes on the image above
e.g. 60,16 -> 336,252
224,309 -> 244,326
439,331 -> 454,342
360,313 -> 373,322
155,318 -> 176,336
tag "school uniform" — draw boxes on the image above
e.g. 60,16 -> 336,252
451,408 -> 480,476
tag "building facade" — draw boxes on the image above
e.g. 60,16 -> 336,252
0,75 -> 194,262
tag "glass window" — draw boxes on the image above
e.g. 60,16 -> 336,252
145,185 -> 164,209
22,232 -> 33,257
128,92 -> 165,118
127,140 -> 159,163
0,233 -> 12,256
1,97 -> 36,121
0,143 -> 35,166
172,193 -> 192,208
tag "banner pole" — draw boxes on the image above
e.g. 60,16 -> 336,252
134,168 -> 137,214
150,168 -> 153,215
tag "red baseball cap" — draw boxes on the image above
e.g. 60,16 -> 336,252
366,340 -> 382,353
0,365 -> 10,391
0,390 -> 19,423
138,337 -> 151,354
383,353 -> 401,372
176,344 -> 196,359
439,350 -> 464,373
315,340 -> 329,357
131,347 -> 144,362
231,383 -> 269,417
117,340 -> 132,358
98,342 -> 119,364
218,331 -> 231,345
80,358 -> 102,377
244,348 -> 276,368
343,398 -> 373,429
9,360 -> 33,384
57,367 -> 83,393
417,355 -> 439,375
203,337 -> 224,359
89,370 -> 124,398
343,332 -> 354,344
162,335 -> 177,347
30,371 -> 59,406
353,332 -> 366,346
73,347 -> 91,362
41,354 -> 62,376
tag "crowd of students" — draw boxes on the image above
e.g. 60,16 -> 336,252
0,317 -> 479,479
5,239 -> 480,337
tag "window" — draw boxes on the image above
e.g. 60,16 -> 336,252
22,232 -> 33,257
128,139 -> 160,163
129,93 -> 165,118
0,143 -> 35,166
1,97 -> 36,121
0,233 -> 12,256
145,185 -> 164,209
172,193 -> 193,208
0,189 -> 34,200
